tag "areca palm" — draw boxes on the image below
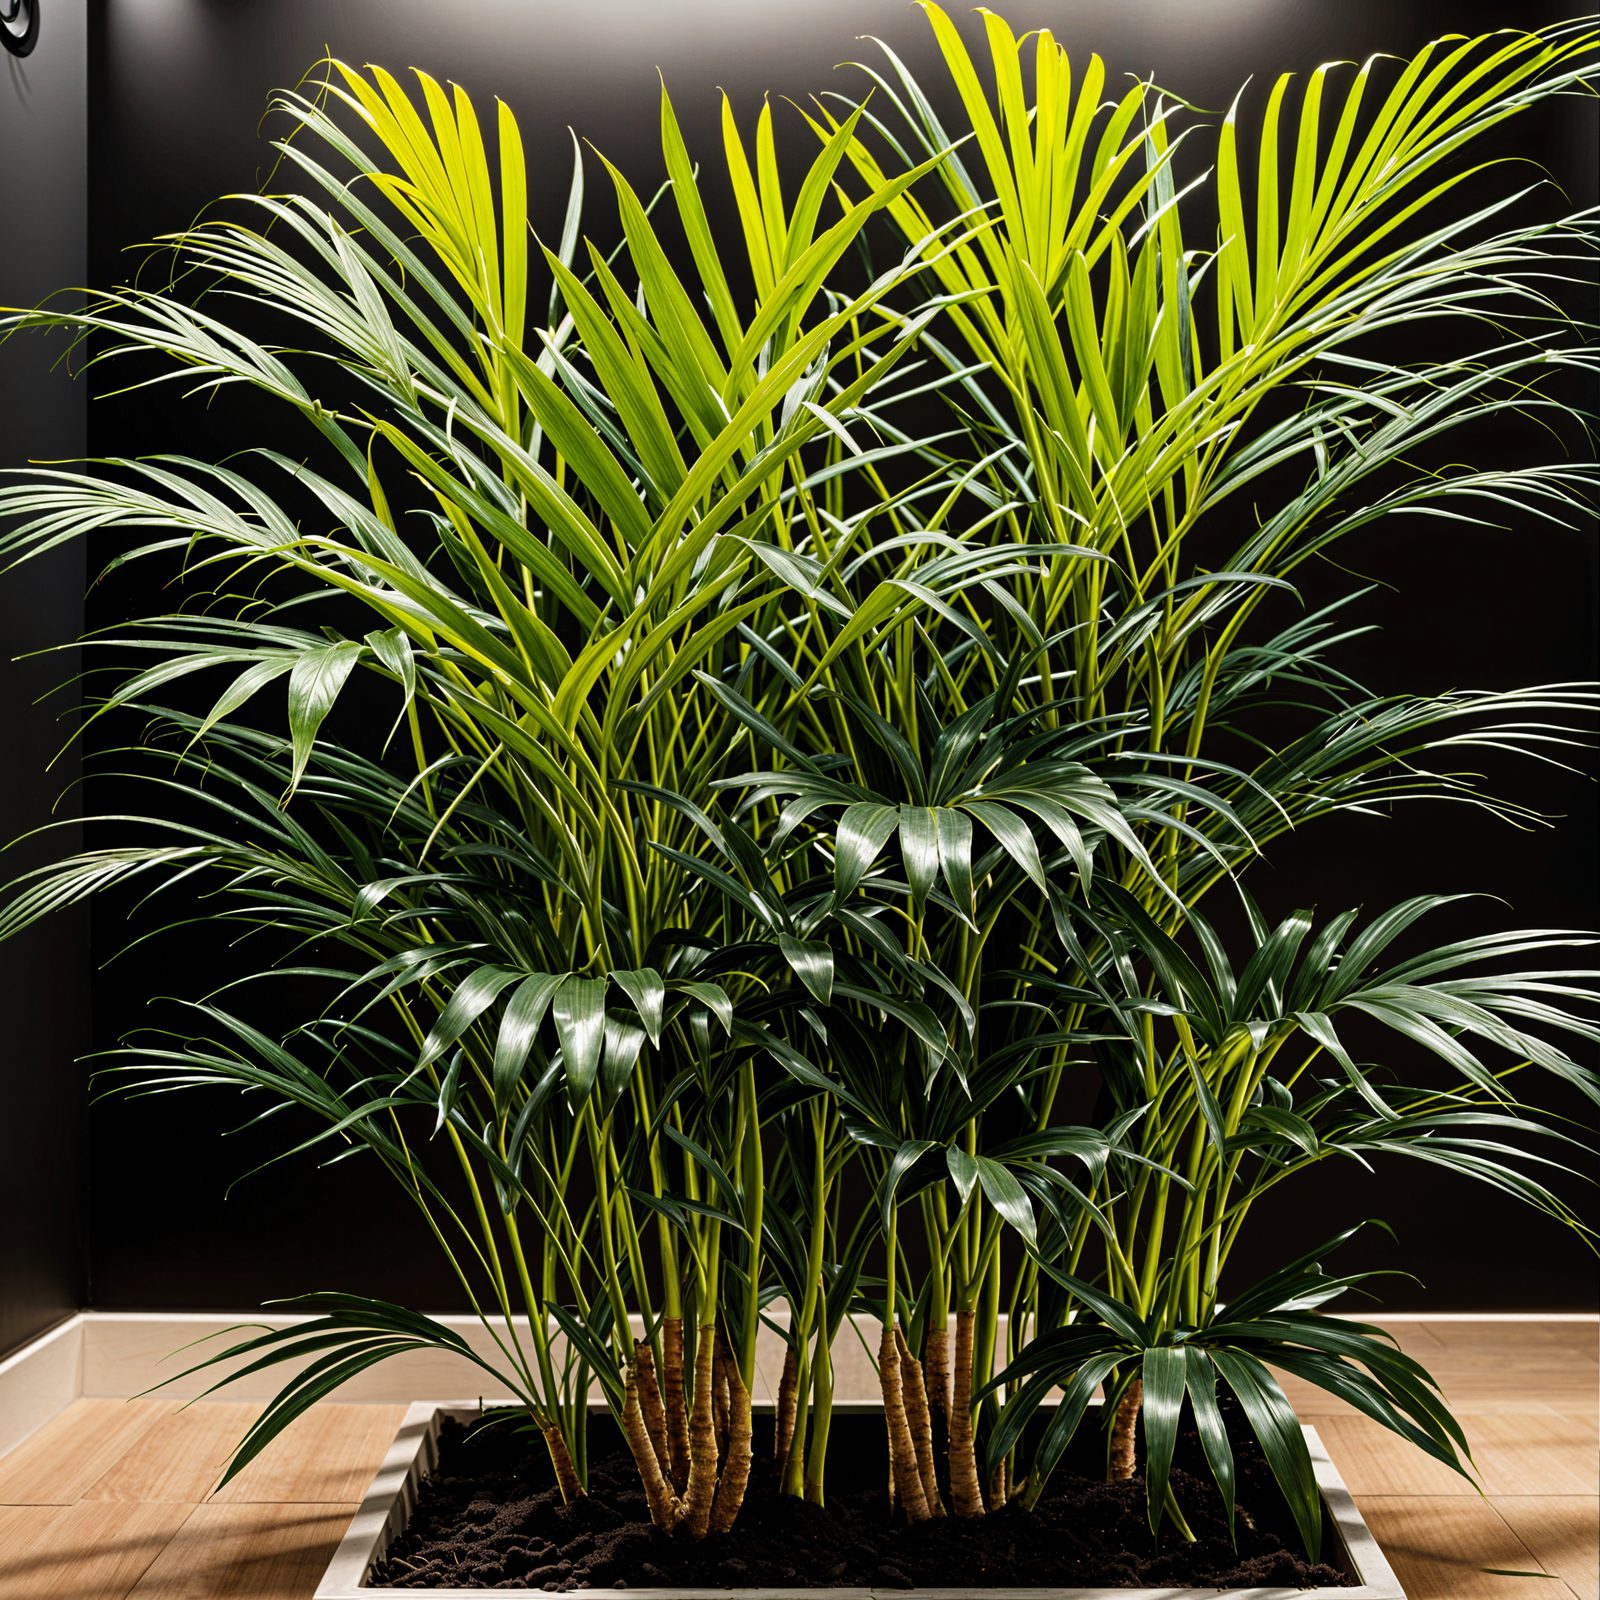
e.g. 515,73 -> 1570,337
0,6 -> 1594,1561
757,3 -> 1600,1531
823,5 -> 1599,898
0,57 -> 990,1526
975,887 -> 1597,1554
701,597 -> 1598,1526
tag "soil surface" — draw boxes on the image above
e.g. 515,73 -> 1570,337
371,1404 -> 1352,1590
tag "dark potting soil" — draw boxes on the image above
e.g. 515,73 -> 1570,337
370,1405 -> 1352,1591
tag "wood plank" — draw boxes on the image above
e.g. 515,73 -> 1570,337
1462,1413 -> 1598,1497
1415,1347 -> 1598,1380
1424,1367 -> 1600,1409
1421,1321 -> 1599,1358
1319,1411 -> 1598,1496
1264,1370 -> 1581,1418
210,1405 -> 407,1505
84,1404 -> 264,1504
0,1506 -> 63,1576
1313,1350 -> 1597,1413
1492,1497 -> 1600,1600
0,1400 -> 171,1506
1356,1495 -> 1567,1600
125,1502 -> 359,1600
1550,1405 -> 1599,1439
1358,1321 -> 1452,1356
0,1500 -> 192,1599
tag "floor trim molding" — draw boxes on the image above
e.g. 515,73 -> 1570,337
0,1313 -> 83,1460
1,1308 -> 1593,1463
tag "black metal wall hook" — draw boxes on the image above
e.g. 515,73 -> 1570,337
1,0 -> 38,58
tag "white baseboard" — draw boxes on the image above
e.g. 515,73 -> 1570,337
1,1307 -> 1593,1464
0,1315 -> 83,1460
1358,1310 -> 1597,1321
77,1309 -> 883,1408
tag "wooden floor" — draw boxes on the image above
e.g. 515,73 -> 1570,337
0,1318 -> 1592,1599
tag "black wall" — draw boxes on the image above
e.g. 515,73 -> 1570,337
63,0 -> 1600,1316
0,0 -> 89,1360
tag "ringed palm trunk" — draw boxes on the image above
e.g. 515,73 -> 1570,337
1109,1377 -> 1143,1481
713,1327 -> 733,1465
625,1324 -> 757,1536
897,1328 -> 945,1515
677,1322 -> 722,1538
708,1345 -> 753,1534
663,1317 -> 691,1494
879,1320 -> 933,1521
924,1322 -> 951,1432
949,1309 -> 985,1516
636,1340 -> 670,1479
622,1346 -> 680,1530
774,1343 -> 801,1467
542,1423 -> 583,1503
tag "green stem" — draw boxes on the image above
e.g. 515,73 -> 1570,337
737,1057 -> 765,1390
805,1291 -> 834,1505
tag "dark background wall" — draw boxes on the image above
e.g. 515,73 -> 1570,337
0,0 -> 89,1360
33,0 -> 1598,1321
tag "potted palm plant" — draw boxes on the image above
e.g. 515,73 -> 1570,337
2,5 -> 1595,1589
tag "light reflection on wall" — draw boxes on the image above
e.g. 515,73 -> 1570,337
100,0 -> 1331,235
109,0 -> 1304,105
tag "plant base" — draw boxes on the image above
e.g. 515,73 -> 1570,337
313,1403 -> 1404,1599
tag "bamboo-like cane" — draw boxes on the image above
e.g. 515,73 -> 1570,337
948,1309 -> 985,1516
707,1346 -> 754,1534
713,1326 -> 732,1465
622,1352 -> 680,1529
662,1317 -> 690,1494
1109,1377 -> 1143,1481
879,1320 -> 932,1522
542,1422 -> 583,1504
805,1309 -> 832,1506
676,1322 -> 721,1538
896,1328 -> 945,1516
924,1322 -> 951,1430
635,1338 -> 670,1480
774,1343 -> 800,1464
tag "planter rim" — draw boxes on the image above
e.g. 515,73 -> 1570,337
314,1401 -> 1406,1600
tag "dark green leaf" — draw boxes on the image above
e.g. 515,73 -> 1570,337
778,933 -> 834,1006
611,967 -> 665,1046
946,1144 -> 979,1209
1141,1345 -> 1188,1536
418,964 -> 524,1074
964,800 -> 1046,890
976,1155 -> 1037,1250
881,1139 -> 940,1233
602,1013 -> 647,1102
900,805 -> 940,919
835,801 -> 900,901
553,975 -> 607,1104
493,972 -> 564,1121
936,806 -> 975,919
677,979 -> 734,1035
1208,1347 -> 1322,1562
1185,1347 -> 1235,1534
286,639 -> 364,789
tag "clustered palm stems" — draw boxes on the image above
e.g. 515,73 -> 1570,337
2,6 -> 1597,1559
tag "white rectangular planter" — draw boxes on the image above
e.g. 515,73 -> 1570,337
315,1401 -> 1405,1600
